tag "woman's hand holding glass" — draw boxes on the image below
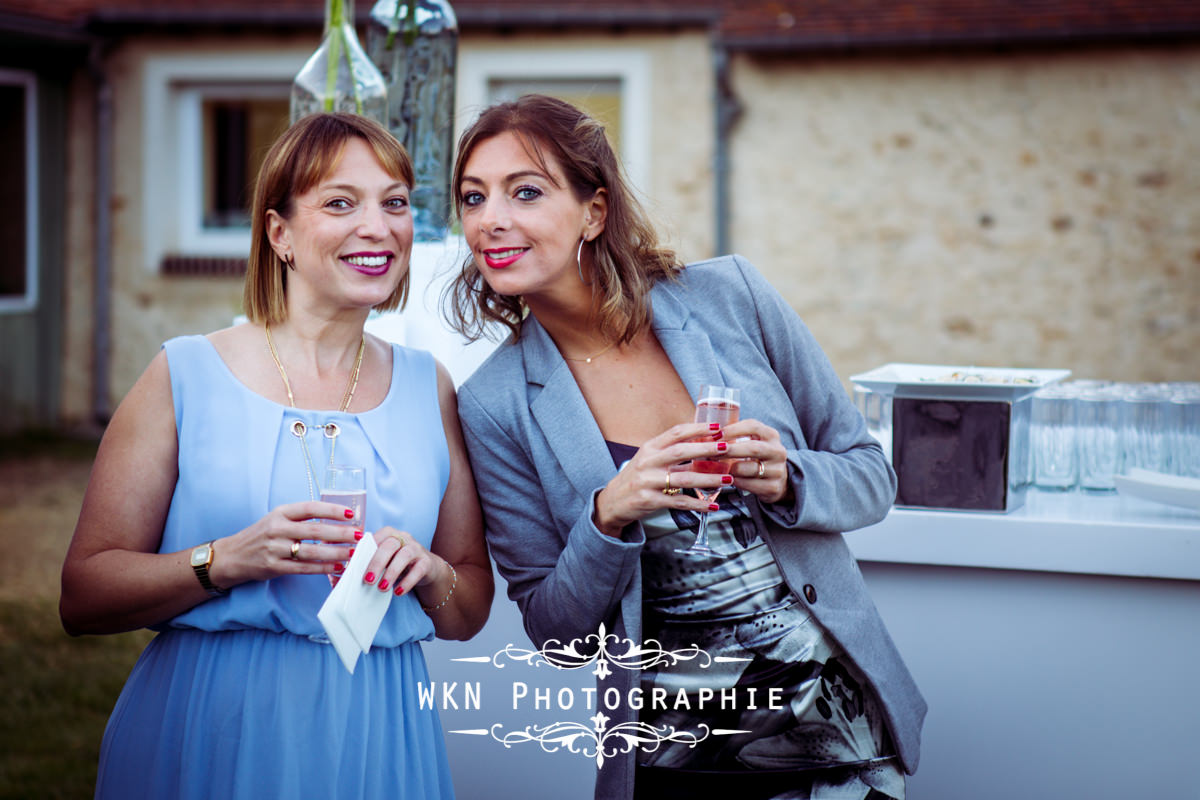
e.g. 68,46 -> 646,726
592,422 -> 733,538
360,527 -> 449,599
206,501 -> 363,589
719,419 -> 791,504
590,417 -> 791,539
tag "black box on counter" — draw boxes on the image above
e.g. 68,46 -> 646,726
892,396 -> 1030,512
851,363 -> 1069,513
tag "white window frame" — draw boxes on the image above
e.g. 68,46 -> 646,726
457,48 -> 652,195
142,52 -> 306,272
0,68 -> 39,313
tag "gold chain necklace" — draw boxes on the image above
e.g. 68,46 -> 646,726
265,322 -> 366,501
561,339 -> 616,365
264,322 -> 365,412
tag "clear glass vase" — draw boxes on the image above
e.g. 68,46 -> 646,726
292,0 -> 388,125
367,0 -> 458,241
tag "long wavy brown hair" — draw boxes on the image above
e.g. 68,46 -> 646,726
445,94 -> 681,343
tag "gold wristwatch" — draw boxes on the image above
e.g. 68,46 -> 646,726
190,540 -> 228,597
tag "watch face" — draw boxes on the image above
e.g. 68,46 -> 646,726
190,544 -> 211,567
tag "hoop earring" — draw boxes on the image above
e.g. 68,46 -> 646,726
576,236 -> 591,285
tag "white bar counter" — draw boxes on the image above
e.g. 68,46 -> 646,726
846,490 -> 1200,800
849,489 -> 1200,581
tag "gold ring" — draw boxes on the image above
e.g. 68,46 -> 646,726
662,472 -> 681,496
756,459 -> 766,479
388,533 -> 406,548
290,540 -> 301,560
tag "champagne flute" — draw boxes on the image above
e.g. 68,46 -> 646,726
322,465 -> 366,585
676,384 -> 740,557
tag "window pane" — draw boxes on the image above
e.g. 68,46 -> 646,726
202,97 -> 289,229
487,79 -> 623,158
0,82 -> 27,297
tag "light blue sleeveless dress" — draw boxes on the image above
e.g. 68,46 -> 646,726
95,334 -> 456,800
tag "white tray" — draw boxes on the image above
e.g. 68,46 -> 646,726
850,363 -> 1071,401
1114,469 -> 1200,512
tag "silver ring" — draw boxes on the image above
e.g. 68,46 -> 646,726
290,540 -> 301,560
756,459 -> 766,479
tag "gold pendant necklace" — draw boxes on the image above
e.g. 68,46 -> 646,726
265,322 -> 366,500
561,339 -> 616,365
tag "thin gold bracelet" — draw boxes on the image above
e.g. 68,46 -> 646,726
421,562 -> 458,612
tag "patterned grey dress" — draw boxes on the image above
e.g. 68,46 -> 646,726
609,443 -> 904,800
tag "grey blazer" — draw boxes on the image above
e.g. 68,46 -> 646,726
458,255 -> 926,799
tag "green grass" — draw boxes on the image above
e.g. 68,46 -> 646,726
0,599 -> 152,799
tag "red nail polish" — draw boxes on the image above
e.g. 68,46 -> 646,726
394,585 -> 404,596
353,530 -> 364,540
344,509 -> 355,519
717,441 -> 727,452
708,502 -> 719,511
379,579 -> 389,591
364,571 -> 375,583
721,475 -> 733,484
347,548 -> 355,559
709,422 -> 720,431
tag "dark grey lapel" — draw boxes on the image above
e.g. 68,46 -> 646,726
523,317 -> 620,501
650,277 -> 727,401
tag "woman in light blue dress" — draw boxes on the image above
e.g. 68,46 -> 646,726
60,113 -> 492,799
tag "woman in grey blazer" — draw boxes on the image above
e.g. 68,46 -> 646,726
449,95 -> 925,800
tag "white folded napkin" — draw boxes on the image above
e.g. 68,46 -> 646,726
317,533 -> 393,673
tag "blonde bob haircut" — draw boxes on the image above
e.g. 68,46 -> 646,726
243,112 -> 415,324
446,94 -> 680,344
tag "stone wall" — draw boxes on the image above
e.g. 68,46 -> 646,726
61,35 -> 1197,423
729,45 -> 1200,385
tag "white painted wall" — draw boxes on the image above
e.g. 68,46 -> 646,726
858,561 -> 1200,799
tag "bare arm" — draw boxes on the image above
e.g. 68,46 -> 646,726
423,363 -> 493,639
366,362 -> 493,641
61,350 -> 198,634
60,350 -> 359,635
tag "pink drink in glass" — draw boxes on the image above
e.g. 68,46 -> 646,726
322,465 -> 366,585
692,399 -> 740,486
677,385 -> 741,557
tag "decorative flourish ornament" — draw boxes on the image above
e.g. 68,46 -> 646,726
475,622 -> 753,678
489,720 -> 715,769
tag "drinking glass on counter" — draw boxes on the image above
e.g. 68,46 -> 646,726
1032,383 -> 1079,491
854,386 -> 893,462
1120,383 -> 1172,473
1076,386 -> 1124,492
1170,385 -> 1200,478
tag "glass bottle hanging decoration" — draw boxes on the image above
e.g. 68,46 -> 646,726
291,0 -> 388,125
367,0 -> 458,240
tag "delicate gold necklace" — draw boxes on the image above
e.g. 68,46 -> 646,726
264,322 -> 365,412
561,339 -> 616,365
